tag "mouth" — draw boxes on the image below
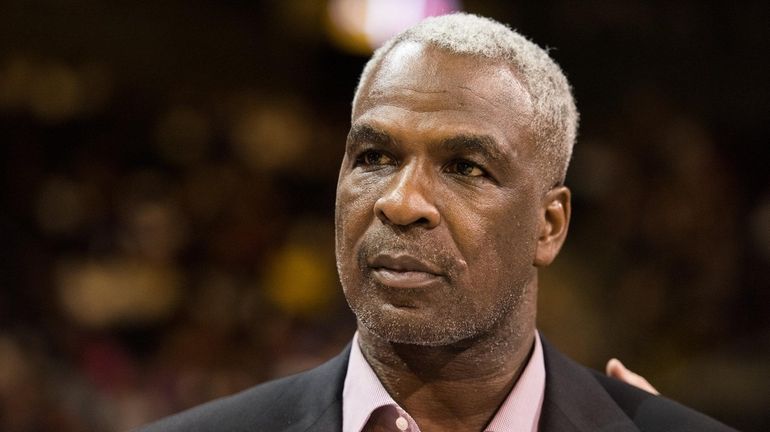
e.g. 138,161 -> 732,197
368,254 -> 445,289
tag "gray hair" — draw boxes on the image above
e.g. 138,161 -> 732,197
352,13 -> 578,186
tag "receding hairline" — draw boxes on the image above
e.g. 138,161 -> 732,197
353,40 -> 534,114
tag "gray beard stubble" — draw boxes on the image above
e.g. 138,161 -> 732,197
341,227 -> 526,346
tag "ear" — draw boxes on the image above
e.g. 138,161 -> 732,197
534,186 -> 571,267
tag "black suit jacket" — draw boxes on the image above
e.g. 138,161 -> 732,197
137,336 -> 736,431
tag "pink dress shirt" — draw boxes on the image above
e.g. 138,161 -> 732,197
342,332 -> 546,432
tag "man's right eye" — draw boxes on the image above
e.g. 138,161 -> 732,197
355,150 -> 395,167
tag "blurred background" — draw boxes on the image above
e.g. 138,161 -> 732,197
0,1 -> 768,430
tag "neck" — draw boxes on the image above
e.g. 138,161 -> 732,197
356,302 -> 537,432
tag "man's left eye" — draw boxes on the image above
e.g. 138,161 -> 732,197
356,150 -> 395,167
448,160 -> 485,177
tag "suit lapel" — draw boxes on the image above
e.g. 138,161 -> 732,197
539,335 -> 640,432
283,344 -> 350,432
302,399 -> 343,432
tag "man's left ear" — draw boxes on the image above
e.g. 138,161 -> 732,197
534,186 -> 571,267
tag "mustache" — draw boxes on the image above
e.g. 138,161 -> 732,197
357,228 -> 463,279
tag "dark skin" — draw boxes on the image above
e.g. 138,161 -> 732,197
335,42 -> 570,432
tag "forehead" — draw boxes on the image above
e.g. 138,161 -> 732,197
353,42 -> 534,152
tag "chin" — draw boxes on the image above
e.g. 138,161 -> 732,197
356,305 -> 488,347
367,325 -> 468,347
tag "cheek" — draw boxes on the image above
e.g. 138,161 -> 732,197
447,193 -> 540,271
335,175 -> 379,253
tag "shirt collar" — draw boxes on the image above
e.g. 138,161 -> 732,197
486,331 -> 545,432
342,332 -> 401,432
342,331 -> 546,432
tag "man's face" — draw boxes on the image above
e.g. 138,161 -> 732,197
335,42 -> 548,346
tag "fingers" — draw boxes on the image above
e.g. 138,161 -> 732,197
606,358 -> 660,395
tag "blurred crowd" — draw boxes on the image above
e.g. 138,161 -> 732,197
0,1 -> 768,431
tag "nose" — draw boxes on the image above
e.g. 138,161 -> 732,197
373,164 -> 440,228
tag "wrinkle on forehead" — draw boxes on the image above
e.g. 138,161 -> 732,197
457,85 -> 502,109
359,43 -> 533,119
352,43 -> 537,158
369,87 -> 449,98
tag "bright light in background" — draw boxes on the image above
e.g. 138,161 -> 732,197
326,0 -> 462,54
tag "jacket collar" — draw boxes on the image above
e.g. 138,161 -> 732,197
284,343 -> 351,432
538,335 -> 639,432
304,335 -> 639,432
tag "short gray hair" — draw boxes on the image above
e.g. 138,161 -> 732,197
353,13 -> 579,186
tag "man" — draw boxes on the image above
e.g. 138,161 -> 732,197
138,13 -> 735,432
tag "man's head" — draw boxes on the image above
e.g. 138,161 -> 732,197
335,13 -> 575,347
354,13 -> 578,187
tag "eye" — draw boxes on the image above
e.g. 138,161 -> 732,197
355,150 -> 395,167
447,160 -> 485,177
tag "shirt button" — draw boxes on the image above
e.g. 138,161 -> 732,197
395,416 -> 409,431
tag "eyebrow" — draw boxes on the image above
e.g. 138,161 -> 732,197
347,124 -> 511,163
441,134 -> 510,163
347,124 -> 393,147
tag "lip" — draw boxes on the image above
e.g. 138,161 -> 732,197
368,254 -> 444,288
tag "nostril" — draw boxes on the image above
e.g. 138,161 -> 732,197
375,207 -> 389,224
372,173 -> 440,227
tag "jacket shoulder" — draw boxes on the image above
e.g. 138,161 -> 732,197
539,334 -> 738,432
136,374 -> 304,432
592,371 -> 738,432
134,346 -> 350,432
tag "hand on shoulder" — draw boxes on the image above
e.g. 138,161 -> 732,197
606,358 -> 660,395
